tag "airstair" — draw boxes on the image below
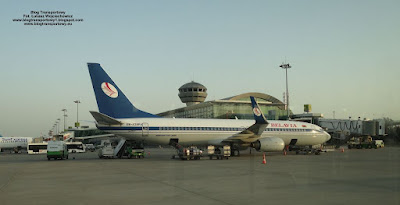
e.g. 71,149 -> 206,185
114,138 -> 127,158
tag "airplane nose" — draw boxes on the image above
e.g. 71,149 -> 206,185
325,132 -> 331,141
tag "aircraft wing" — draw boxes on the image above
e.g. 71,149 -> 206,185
223,96 -> 269,143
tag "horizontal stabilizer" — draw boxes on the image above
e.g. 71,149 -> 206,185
90,111 -> 122,125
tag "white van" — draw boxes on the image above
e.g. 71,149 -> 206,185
47,141 -> 68,160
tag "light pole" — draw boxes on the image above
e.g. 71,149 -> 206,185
279,63 -> 292,119
54,123 -> 57,134
74,100 -> 81,128
62,109 -> 67,131
57,118 -> 60,134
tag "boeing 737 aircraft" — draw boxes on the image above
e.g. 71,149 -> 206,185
0,134 -> 34,153
87,63 -> 331,154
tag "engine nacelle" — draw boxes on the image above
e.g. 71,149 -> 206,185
251,137 -> 285,152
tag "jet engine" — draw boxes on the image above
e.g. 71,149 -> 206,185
251,137 -> 285,152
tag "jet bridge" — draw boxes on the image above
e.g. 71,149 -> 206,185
318,119 -> 385,140
291,113 -> 385,141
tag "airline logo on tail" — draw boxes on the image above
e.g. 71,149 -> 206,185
253,107 -> 261,116
101,82 -> 118,98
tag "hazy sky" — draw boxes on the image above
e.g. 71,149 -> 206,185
0,0 -> 399,137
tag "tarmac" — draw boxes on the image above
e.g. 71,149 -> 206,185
0,147 -> 399,205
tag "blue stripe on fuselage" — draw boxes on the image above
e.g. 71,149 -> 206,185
97,126 -> 313,132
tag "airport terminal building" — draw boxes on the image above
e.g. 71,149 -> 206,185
157,81 -> 291,120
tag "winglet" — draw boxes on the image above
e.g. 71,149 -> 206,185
250,96 -> 268,124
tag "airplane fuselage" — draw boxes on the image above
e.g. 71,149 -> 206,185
97,118 -> 330,147
0,137 -> 34,151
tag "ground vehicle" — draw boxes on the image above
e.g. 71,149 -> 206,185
347,136 -> 378,149
98,140 -> 115,158
295,147 -> 323,155
169,140 -> 202,160
66,142 -> 85,153
47,141 -> 68,160
207,145 -> 231,160
98,139 -> 145,159
85,144 -> 96,152
27,143 -> 48,154
121,147 -> 145,159
120,141 -> 145,159
172,146 -> 203,160
374,140 -> 384,148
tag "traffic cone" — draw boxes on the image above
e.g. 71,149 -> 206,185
262,152 -> 266,164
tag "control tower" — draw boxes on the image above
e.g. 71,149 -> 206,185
178,81 -> 208,106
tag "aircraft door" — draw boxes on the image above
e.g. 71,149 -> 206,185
142,123 -> 149,137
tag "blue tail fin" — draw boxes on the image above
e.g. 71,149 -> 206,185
250,96 -> 268,124
87,63 -> 159,118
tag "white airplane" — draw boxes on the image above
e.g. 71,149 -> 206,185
87,63 -> 331,154
0,134 -> 34,153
